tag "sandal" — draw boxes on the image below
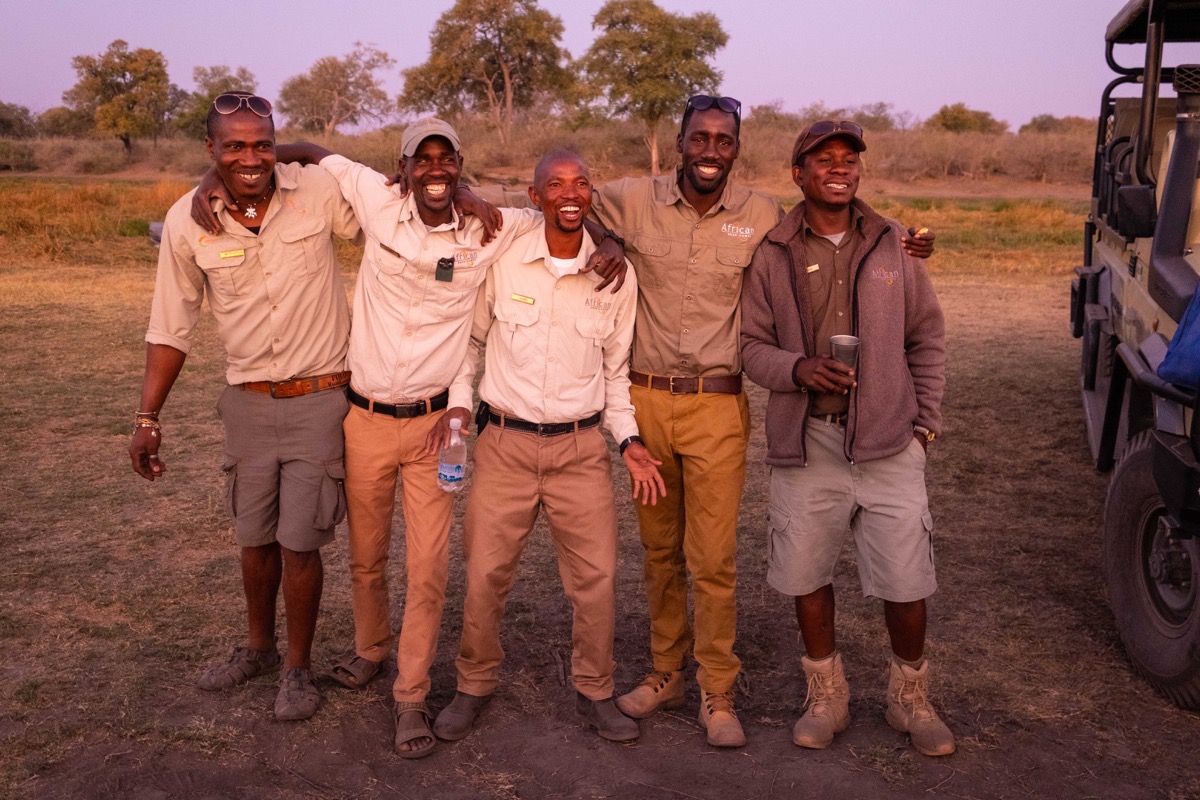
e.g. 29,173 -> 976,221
327,654 -> 381,690
393,701 -> 435,759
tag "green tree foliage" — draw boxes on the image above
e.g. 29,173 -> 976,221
0,102 -> 37,138
36,106 -> 94,137
401,0 -> 571,147
278,44 -> 395,141
63,40 -> 170,155
925,102 -> 1009,134
173,66 -> 259,139
578,0 -> 727,173
1019,114 -> 1094,135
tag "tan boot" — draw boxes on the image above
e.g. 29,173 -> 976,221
792,652 -> 851,749
886,658 -> 956,756
616,670 -> 685,719
698,689 -> 746,748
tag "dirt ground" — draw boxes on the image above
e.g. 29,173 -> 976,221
3,266 -> 1198,800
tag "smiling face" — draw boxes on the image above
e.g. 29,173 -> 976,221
206,112 -> 276,205
404,135 -> 462,226
530,151 -> 592,236
793,137 -> 861,213
676,107 -> 740,199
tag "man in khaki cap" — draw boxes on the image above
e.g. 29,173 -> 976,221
741,120 -> 954,757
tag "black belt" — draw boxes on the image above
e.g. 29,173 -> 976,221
348,386 -> 448,418
811,411 -> 848,428
487,410 -> 601,436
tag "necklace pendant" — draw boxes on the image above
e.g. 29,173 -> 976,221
244,204 -> 258,220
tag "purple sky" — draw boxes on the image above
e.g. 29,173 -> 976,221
5,0 -> 1200,129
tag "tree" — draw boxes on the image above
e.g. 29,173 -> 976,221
1019,114 -> 1094,135
578,0 -> 728,174
401,0 -> 571,147
174,65 -> 259,139
277,44 -> 394,141
925,103 -> 1008,134
63,40 -> 170,155
36,106 -> 93,137
0,102 -> 36,138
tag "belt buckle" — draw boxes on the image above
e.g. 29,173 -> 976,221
669,376 -> 683,394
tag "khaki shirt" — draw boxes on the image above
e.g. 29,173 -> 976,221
452,222 -> 640,443
803,208 -> 863,415
590,172 -> 782,377
319,155 -> 541,407
147,163 -> 360,384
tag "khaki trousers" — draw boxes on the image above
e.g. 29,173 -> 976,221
455,424 -> 618,700
630,385 -> 749,693
343,404 -> 452,702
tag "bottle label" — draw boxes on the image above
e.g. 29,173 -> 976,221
438,464 -> 465,484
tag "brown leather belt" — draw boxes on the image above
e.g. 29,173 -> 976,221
239,370 -> 351,398
488,410 -> 601,436
349,386 -> 449,418
629,370 -> 743,395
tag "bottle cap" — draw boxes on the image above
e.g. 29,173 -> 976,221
449,418 -> 462,430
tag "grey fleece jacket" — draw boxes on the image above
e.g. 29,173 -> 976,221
740,198 -> 945,467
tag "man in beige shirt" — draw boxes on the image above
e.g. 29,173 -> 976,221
433,150 -> 665,744
130,93 -> 360,722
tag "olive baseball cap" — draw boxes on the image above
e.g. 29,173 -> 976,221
792,120 -> 867,166
401,117 -> 462,158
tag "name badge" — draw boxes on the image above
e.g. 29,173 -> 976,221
806,263 -> 820,273
511,293 -> 535,305
220,249 -> 245,259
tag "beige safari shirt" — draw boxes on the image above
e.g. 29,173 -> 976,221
319,155 -> 541,407
451,222 -> 640,443
590,172 -> 782,377
146,162 -> 360,384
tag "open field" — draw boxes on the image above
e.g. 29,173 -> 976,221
2,176 -> 1198,800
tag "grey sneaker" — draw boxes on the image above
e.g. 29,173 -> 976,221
196,646 -> 281,691
274,667 -> 320,721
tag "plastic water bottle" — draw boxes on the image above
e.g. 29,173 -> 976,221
437,418 -> 467,492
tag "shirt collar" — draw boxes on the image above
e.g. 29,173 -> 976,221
666,167 -> 736,215
802,205 -> 864,238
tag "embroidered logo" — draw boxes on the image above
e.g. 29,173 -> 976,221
584,297 -> 612,312
721,222 -> 754,243
455,250 -> 479,269
871,267 -> 899,285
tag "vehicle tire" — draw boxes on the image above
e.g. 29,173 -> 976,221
1104,430 -> 1200,709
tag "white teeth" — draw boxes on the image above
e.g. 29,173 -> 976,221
697,166 -> 719,176
560,205 -> 580,213
238,172 -> 262,180
426,184 -> 448,196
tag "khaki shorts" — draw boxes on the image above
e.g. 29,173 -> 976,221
217,385 -> 349,553
766,419 -> 936,602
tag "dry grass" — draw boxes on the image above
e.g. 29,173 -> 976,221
2,177 -> 1199,800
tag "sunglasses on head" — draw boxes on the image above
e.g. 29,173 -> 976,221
686,95 -> 742,118
212,93 -> 273,117
807,120 -> 864,138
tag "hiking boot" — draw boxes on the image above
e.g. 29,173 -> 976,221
576,693 -> 640,742
615,670 -> 685,719
698,689 -> 746,748
274,667 -> 320,721
885,658 -> 956,756
792,652 -> 851,749
432,691 -> 492,741
197,646 -> 281,691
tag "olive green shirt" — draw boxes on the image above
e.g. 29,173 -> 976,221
803,207 -> 863,415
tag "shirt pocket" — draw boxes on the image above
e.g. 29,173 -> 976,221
276,216 -> 329,278
572,314 -> 616,378
494,299 -> 540,368
712,245 -> 752,299
432,256 -> 490,321
196,246 -> 253,297
368,242 -> 411,303
630,234 -> 673,289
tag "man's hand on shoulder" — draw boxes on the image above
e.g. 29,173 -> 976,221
190,167 -> 232,235
583,235 -> 627,293
452,186 -> 502,245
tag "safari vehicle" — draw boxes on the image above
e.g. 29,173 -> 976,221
1071,0 -> 1200,708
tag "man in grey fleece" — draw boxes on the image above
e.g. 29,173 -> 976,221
740,121 -> 953,757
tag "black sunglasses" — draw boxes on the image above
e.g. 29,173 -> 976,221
806,120 -> 864,138
212,93 -> 273,117
686,95 -> 741,118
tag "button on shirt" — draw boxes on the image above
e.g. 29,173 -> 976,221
146,163 -> 360,385
589,172 -> 782,377
318,155 -> 541,407
451,222 -> 640,444
804,207 -> 863,415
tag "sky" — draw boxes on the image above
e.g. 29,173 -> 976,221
4,0 -> 1200,130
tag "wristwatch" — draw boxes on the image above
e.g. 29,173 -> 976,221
914,426 -> 935,444
619,435 -> 644,455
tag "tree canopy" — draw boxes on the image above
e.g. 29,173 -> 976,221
0,102 -> 37,139
400,0 -> 571,146
63,40 -> 170,154
278,44 -> 394,140
925,103 -> 1009,134
173,65 -> 259,139
1019,114 -> 1094,135
578,0 -> 728,173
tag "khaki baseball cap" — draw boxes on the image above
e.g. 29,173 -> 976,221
791,120 -> 867,166
400,117 -> 462,158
